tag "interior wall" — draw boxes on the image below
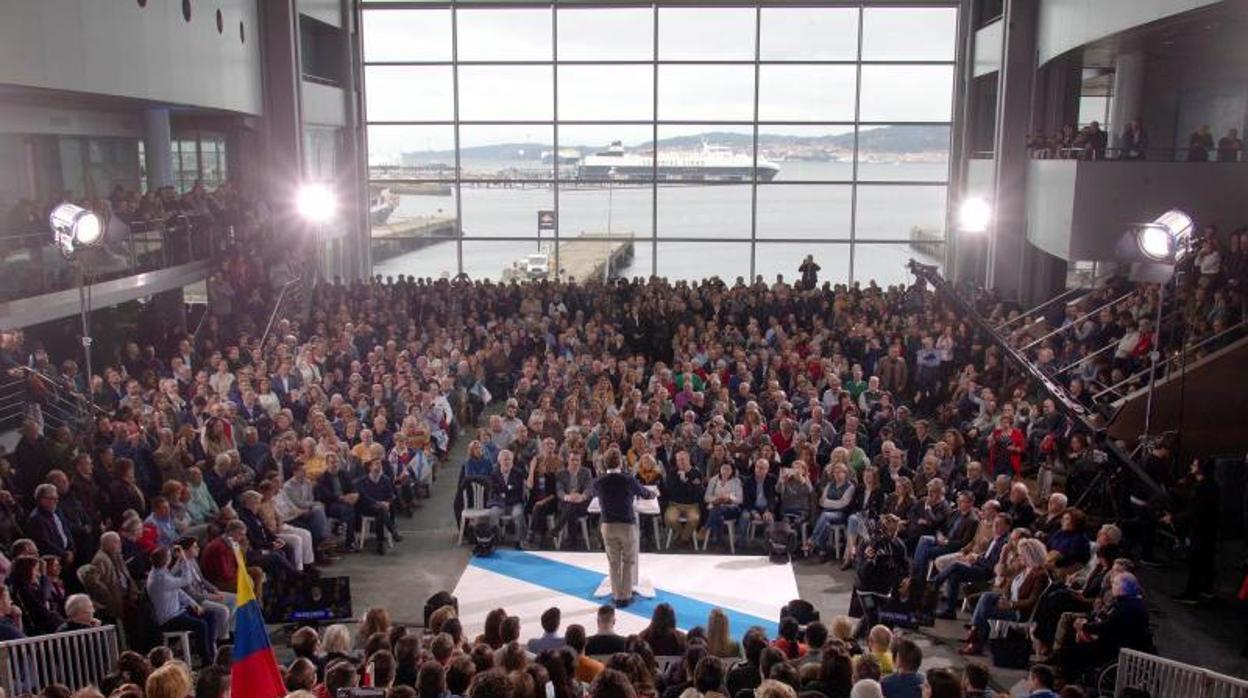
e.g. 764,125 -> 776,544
1138,23 -> 1248,152
1035,0 -> 1220,65
0,0 -> 263,115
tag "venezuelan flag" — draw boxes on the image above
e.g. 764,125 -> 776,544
230,546 -> 285,698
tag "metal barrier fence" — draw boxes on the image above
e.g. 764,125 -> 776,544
1114,648 -> 1248,698
0,625 -> 121,695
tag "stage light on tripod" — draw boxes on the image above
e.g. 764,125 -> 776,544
956,197 -> 992,233
49,203 -> 104,255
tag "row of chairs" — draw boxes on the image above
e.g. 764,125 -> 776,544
456,482 -> 831,555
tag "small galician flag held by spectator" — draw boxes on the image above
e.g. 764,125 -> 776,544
230,545 -> 285,698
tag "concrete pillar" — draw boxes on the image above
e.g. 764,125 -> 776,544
143,108 -> 175,190
986,0 -> 1038,302
1110,50 -> 1146,147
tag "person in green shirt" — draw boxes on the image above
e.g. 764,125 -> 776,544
844,364 -> 868,403
843,431 -> 870,476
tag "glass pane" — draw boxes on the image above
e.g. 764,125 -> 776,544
463,239 -> 545,282
658,7 -> 755,61
655,241 -> 749,283
367,125 -> 456,178
372,209 -> 460,282
616,240 -> 654,281
459,124 -> 553,181
755,184 -> 851,239
656,124 -> 755,184
853,243 -> 940,287
760,7 -> 858,61
758,65 -> 856,122
362,9 -> 451,62
754,243 -> 851,287
859,65 -> 954,122
461,186 -> 553,238
557,125 -> 655,181
456,8 -> 551,61
856,125 -> 951,182
658,184 -> 751,239
862,7 -> 957,62
757,125 -> 855,182
658,65 -> 754,121
558,7 -> 653,61
364,66 -> 454,121
558,184 -> 653,244
458,66 -> 553,121
558,65 -> 653,121
854,184 -> 947,241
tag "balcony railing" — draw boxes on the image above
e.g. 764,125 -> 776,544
0,212 -> 224,303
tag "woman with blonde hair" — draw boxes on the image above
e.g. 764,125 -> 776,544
705,609 -> 740,658
144,661 -> 191,698
961,537 -> 1050,655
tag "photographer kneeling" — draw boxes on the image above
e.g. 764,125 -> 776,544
850,513 -> 908,638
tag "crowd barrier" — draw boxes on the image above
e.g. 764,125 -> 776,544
1114,648 -> 1248,698
0,625 -> 121,696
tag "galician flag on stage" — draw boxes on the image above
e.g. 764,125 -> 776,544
230,545 -> 285,698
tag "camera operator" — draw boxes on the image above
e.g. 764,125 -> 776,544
851,514 -> 908,637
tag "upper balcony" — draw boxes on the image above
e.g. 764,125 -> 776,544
0,210 -> 222,330
1022,150 -> 1248,262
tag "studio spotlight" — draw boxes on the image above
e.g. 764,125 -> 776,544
1135,224 -> 1174,262
956,196 -> 992,233
1133,209 -> 1194,263
296,182 -> 337,223
49,203 -> 104,256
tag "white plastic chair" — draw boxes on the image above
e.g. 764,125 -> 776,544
457,481 -> 493,545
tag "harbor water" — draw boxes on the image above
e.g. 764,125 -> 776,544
373,161 -> 946,285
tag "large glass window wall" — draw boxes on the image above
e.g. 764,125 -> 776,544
362,1 -> 956,284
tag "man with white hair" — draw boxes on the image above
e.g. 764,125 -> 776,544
849,679 -> 883,698
57,594 -> 99,632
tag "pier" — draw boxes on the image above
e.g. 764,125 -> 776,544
502,233 -> 635,282
371,216 -> 458,263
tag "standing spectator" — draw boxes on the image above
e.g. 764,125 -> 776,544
798,255 -> 821,291
1217,128 -> 1243,162
1188,124 -> 1215,161
1169,458 -> 1221,604
26,483 -> 75,566
1120,120 -> 1148,160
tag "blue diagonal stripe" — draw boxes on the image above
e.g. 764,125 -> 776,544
469,550 -> 777,642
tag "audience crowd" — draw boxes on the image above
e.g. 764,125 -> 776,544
0,215 -> 1245,698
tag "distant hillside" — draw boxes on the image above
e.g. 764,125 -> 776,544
397,125 -> 949,162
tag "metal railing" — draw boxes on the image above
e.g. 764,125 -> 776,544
258,274 -> 309,350
1114,648 -> 1248,698
1093,319 -> 1248,401
0,212 -> 219,303
0,624 -> 121,695
0,367 -> 102,434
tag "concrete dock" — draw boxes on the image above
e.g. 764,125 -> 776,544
502,233 -> 635,282
371,216 -> 457,263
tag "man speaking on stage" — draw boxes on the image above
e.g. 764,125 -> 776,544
592,457 -> 657,607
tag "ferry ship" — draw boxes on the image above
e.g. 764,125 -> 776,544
577,141 -> 781,182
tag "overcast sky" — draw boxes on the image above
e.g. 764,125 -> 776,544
360,5 -> 957,162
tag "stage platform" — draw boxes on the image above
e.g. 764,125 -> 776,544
452,550 -> 798,643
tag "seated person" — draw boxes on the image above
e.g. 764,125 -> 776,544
931,513 -> 1010,618
807,462 -> 855,558
315,452 -> 360,551
959,538 -> 1049,656
662,451 -> 704,547
355,456 -> 403,554
555,450 -> 593,549
487,450 -> 527,547
775,461 -> 814,527
146,546 -> 217,665
910,490 -> 978,585
1056,572 -> 1152,682
702,462 -> 742,547
738,458 -> 778,541
842,466 -> 884,568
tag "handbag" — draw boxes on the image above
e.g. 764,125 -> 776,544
987,618 -> 1033,669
